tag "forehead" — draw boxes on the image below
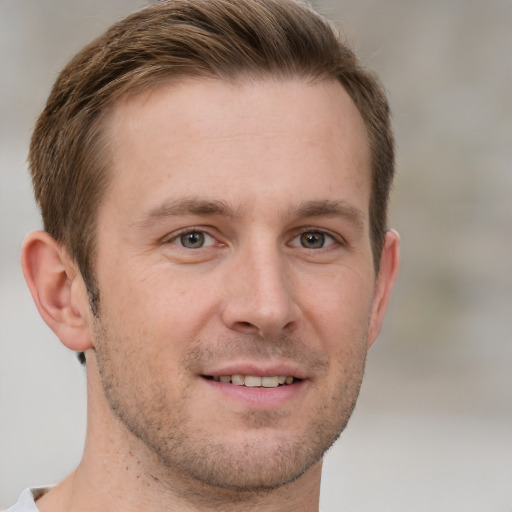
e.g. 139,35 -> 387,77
102,77 -> 371,221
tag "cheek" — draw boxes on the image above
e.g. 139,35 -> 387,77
302,268 -> 375,345
97,260 -> 219,352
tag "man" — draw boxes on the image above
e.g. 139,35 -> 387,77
9,0 -> 399,510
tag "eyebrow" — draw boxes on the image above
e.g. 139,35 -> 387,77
134,198 -> 237,228
292,200 -> 366,232
134,197 -> 365,231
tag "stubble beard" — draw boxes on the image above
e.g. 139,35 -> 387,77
92,314 -> 367,498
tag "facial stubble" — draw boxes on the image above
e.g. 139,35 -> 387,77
92,313 -> 368,496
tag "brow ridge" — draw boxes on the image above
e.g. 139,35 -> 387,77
292,199 -> 365,231
134,198 -> 237,228
135,197 -> 365,231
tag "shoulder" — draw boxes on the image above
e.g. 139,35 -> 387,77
3,487 -> 53,512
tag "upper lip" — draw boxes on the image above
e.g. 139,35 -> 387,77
201,362 -> 307,380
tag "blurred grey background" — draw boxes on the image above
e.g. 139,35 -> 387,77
1,0 -> 511,510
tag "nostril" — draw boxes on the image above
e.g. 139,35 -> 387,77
231,320 -> 260,335
232,320 -> 259,335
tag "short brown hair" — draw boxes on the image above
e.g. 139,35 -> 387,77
29,0 -> 394,357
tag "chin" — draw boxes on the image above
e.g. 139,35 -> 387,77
151,421 -> 342,493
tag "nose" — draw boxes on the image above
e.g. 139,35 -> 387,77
220,242 -> 302,338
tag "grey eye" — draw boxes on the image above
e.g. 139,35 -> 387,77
300,232 -> 325,249
180,232 -> 206,248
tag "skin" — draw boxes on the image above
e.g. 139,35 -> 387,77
22,78 -> 400,512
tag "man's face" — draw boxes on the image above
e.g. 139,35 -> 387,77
91,78 -> 378,490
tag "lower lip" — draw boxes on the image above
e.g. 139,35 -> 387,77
202,378 -> 307,408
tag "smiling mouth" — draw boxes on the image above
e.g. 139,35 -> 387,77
202,375 -> 299,388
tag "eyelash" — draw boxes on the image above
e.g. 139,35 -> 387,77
166,228 -> 218,249
165,227 -> 343,250
290,228 -> 342,249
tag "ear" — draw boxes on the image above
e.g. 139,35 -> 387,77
367,229 -> 400,348
21,231 -> 94,353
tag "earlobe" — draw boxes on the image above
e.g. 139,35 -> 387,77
367,229 -> 400,348
21,231 -> 93,353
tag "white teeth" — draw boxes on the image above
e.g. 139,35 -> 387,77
231,374 -> 245,386
213,375 -> 295,387
244,376 -> 262,387
261,376 -> 279,388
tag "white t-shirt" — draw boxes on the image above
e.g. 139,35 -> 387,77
4,487 -> 329,511
3,487 -> 52,512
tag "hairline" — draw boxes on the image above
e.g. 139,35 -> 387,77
82,72 -> 380,298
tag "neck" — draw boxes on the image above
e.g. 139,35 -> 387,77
36,360 -> 322,512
